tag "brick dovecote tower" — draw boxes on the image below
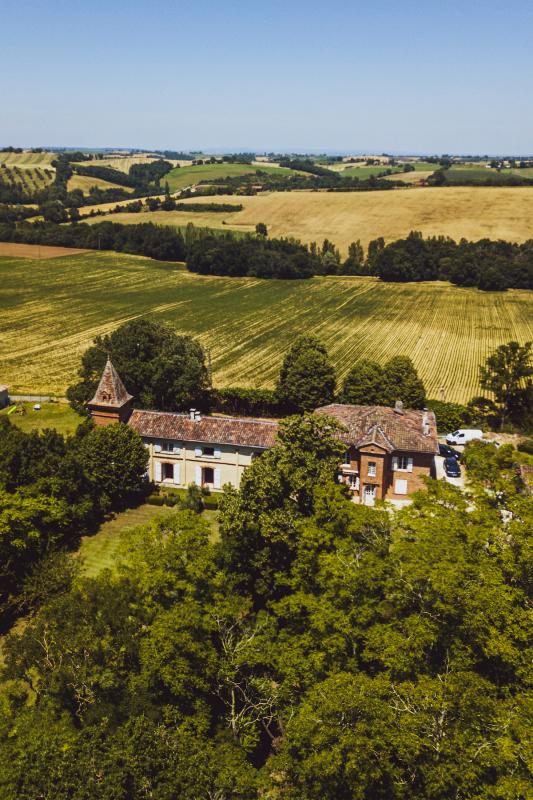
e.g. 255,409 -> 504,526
88,358 -> 134,426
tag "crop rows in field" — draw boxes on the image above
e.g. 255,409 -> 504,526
0,251 -> 531,403
0,151 -> 56,166
0,165 -> 54,193
68,174 -> 135,194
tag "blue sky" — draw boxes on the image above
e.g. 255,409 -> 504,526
1,0 -> 532,153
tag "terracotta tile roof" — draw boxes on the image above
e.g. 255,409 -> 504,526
316,404 -> 439,454
89,359 -> 133,408
128,409 -> 278,449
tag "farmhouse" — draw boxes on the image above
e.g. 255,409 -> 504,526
316,403 -> 439,505
128,409 -> 277,490
88,359 -> 277,491
88,360 -> 437,499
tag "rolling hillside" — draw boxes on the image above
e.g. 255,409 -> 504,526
0,250 -> 531,403
171,187 -> 533,252
164,162 -> 301,192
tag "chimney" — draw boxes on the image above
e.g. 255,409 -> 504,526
422,411 -> 430,435
394,400 -> 404,415
189,408 -> 196,421
195,410 -> 202,422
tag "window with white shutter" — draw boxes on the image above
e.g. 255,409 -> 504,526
173,463 -> 181,485
194,447 -> 202,457
214,448 -> 221,459
154,443 -> 162,453
394,456 -> 409,471
154,461 -> 162,482
214,468 -> 221,489
407,457 -> 413,473
195,466 -> 202,486
395,479 -> 408,494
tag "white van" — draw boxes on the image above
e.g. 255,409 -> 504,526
446,429 -> 483,446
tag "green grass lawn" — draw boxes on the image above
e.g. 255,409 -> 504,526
340,161 -> 436,179
165,162 -> 298,192
340,165 -> 404,179
0,401 -> 83,435
77,503 -> 220,578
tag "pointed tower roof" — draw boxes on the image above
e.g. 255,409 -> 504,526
89,359 -> 133,408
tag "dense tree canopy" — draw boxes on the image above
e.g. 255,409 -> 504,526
0,414 -> 530,798
480,341 -> 533,429
276,336 -> 336,412
381,354 -> 427,408
0,417 -> 148,624
339,355 -> 426,409
186,234 -> 321,279
340,358 -> 385,405
67,319 -> 210,413
373,231 -> 533,290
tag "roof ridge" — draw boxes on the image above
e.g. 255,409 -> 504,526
130,409 -> 278,426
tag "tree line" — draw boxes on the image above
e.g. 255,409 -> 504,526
194,168 -> 406,194
371,231 -> 533,290
429,166 -> 533,187
1,215 -> 532,291
0,219 -> 188,261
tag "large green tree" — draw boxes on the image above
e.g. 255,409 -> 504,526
340,358 -> 384,404
67,319 -> 210,413
480,340 -> 533,428
76,423 -> 148,511
276,336 -> 336,412
381,354 -> 426,408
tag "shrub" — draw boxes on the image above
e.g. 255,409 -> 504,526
426,400 -> 481,433
146,495 -> 165,506
517,438 -> 533,455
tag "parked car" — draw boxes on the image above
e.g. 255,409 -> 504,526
439,443 -> 461,460
444,457 -> 461,478
446,429 -> 483,446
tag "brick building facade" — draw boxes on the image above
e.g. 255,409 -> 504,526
316,403 -> 439,505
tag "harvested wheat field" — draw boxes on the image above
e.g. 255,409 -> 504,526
0,243 -> 89,259
0,151 -> 56,167
173,187 -> 533,253
83,209 -> 251,233
73,156 -> 183,173
68,174 -> 135,194
0,250 -> 531,403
